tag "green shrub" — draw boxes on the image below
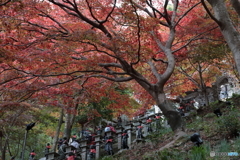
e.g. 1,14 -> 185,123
210,100 -> 223,110
217,110 -> 240,137
100,156 -> 114,160
231,93 -> 240,99
233,137 -> 240,153
189,110 -> 197,117
204,113 -> 215,118
189,146 -> 207,160
145,127 -> 172,141
203,142 -> 211,153
217,139 -> 231,152
230,94 -> 240,109
156,149 -> 187,160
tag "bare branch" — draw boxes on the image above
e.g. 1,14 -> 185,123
0,0 -> 11,6
177,66 -> 200,88
86,0 -> 101,23
36,8 -> 69,34
48,0 -> 112,38
132,1 -> 169,27
47,75 -> 84,86
102,0 -> 117,23
172,26 -> 219,53
152,57 -> 168,64
147,60 -> 161,81
98,63 -> 123,69
175,2 -> 201,27
149,30 -> 165,51
201,0 -> 221,26
163,0 -> 171,25
89,75 -> 133,82
130,0 -> 141,66
146,0 -> 164,18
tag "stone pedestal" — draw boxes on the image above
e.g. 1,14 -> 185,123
80,140 -> 88,160
45,152 -> 59,160
125,123 -> 132,148
133,122 -> 140,138
105,130 -> 113,137
116,127 -> 123,149
94,135 -> 101,160
65,146 -> 76,154
142,119 -> 148,137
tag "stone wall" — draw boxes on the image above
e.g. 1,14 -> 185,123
182,76 -> 240,108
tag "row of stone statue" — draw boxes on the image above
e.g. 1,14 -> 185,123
43,114 -> 163,160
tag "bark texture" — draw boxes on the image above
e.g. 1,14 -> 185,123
52,108 -> 64,152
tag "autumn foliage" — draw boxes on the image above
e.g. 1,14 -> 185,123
0,0 -> 232,135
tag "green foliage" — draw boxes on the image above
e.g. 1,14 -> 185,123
191,42 -> 227,63
145,127 -> 172,142
155,149 -> 185,160
115,87 -> 132,95
186,117 -> 203,130
230,93 -> 240,99
203,112 -> 215,118
216,110 -> 240,137
189,146 -> 207,160
233,137 -> 240,153
141,143 -> 211,160
217,139 -> 231,152
210,100 -> 224,110
230,93 -> 240,108
4,126 -> 53,160
189,110 -> 197,117
75,97 -> 114,127
100,156 -> 114,160
75,113 -> 88,125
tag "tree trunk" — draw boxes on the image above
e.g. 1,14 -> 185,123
205,91 -> 209,106
63,112 -> 75,140
206,0 -> 240,77
52,108 -> 64,152
154,93 -> 184,132
1,138 -> 7,160
0,134 -> 2,159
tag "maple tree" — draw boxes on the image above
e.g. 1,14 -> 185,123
0,0 -> 226,133
1,2 -> 240,159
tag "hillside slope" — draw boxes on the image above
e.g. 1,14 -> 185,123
101,94 -> 240,160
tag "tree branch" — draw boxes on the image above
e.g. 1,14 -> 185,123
152,57 -> 168,64
98,63 -> 123,69
132,0 -> 169,27
177,66 -> 200,88
48,0 -> 112,38
230,0 -> 240,17
89,75 -> 133,82
201,0 -> 221,26
172,26 -> 219,53
130,0 -> 141,66
147,60 -> 161,81
36,8 -> 69,34
0,0 -> 11,6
